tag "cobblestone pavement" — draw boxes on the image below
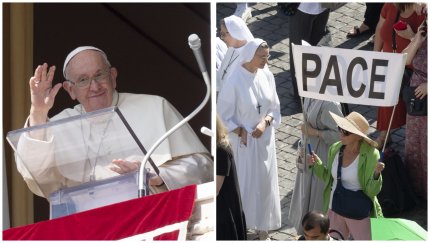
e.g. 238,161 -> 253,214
217,3 -> 427,240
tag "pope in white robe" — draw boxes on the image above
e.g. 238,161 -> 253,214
217,39 -> 281,232
14,46 -> 213,199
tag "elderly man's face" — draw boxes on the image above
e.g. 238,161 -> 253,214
65,50 -> 117,112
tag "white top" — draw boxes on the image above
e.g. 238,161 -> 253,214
298,3 -> 326,15
329,152 -> 361,208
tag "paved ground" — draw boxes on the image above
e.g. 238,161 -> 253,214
217,3 -> 427,240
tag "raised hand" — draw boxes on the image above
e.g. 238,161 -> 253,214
29,63 -> 62,126
373,161 -> 385,179
307,152 -> 319,167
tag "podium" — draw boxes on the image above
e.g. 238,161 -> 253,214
5,107 -> 215,239
7,107 -> 159,218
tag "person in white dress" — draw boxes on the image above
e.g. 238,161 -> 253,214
217,38 -> 281,240
217,15 -> 254,94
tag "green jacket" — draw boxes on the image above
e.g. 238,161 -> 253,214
312,141 -> 384,218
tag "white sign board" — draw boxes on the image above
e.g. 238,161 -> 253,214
292,44 -> 407,107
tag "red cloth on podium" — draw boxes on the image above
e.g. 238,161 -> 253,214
3,184 -> 196,240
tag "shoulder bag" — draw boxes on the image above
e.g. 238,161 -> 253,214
331,146 -> 373,220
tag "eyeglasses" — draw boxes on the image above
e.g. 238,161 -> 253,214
219,31 -> 229,38
68,68 -> 111,88
338,127 -> 351,136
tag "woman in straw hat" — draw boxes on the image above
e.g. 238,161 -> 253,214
308,111 -> 385,240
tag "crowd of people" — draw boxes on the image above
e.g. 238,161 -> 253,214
216,2 -> 427,241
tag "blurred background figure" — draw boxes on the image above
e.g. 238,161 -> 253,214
234,3 -> 252,22
346,3 -> 384,43
288,3 -> 330,103
373,3 -> 425,150
401,13 -> 427,201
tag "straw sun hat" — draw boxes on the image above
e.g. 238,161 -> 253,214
329,111 -> 378,148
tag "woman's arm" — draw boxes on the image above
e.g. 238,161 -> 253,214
402,21 -> 427,65
373,16 -> 385,52
216,175 -> 225,196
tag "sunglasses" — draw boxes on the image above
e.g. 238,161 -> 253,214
338,127 -> 351,136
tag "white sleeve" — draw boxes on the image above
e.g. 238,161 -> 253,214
158,153 -> 213,191
15,132 -> 64,198
265,70 -> 281,128
217,80 -> 240,132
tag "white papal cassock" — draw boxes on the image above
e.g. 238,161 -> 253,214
15,91 -> 213,198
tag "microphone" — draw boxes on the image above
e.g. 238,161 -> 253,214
138,33 -> 211,197
188,34 -> 210,85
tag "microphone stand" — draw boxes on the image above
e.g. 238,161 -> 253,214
138,34 -> 210,197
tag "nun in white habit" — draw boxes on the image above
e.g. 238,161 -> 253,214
217,38 -> 281,238
216,15 -> 254,93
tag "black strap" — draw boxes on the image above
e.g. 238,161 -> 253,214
336,145 -> 346,186
329,229 -> 345,240
392,10 -> 401,52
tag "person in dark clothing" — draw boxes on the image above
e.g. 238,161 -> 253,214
288,3 -> 330,101
216,115 -> 247,240
346,3 -> 384,39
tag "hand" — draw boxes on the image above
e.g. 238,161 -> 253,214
252,119 -> 266,138
395,24 -> 416,40
29,63 -> 62,126
375,162 -> 385,173
240,128 -> 248,146
110,159 -> 140,174
415,83 -> 427,99
413,3 -> 427,15
300,123 -> 307,134
148,175 -> 164,186
301,123 -> 318,137
374,162 -> 385,179
412,21 -> 428,45
307,152 -> 319,167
